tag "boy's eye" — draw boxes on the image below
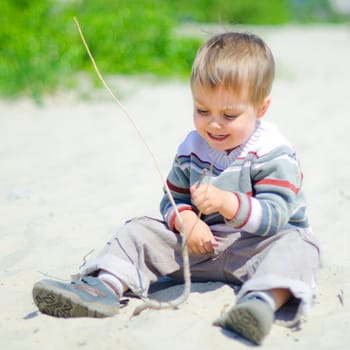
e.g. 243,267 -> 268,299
197,109 -> 209,115
224,114 -> 238,120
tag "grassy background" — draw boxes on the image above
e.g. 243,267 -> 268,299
0,0 -> 344,100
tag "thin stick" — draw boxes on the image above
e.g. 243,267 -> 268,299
337,289 -> 344,307
73,17 -> 190,314
132,168 -> 208,316
133,165 -> 213,315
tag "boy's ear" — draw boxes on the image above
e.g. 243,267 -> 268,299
257,96 -> 271,119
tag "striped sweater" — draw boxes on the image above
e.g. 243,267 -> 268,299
160,120 -> 309,236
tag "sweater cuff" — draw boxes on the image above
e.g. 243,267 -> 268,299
225,192 -> 251,228
225,193 -> 263,233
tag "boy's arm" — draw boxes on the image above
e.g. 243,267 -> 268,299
191,150 -> 305,236
160,155 -> 218,253
190,184 -> 239,220
226,151 -> 305,236
160,155 -> 196,226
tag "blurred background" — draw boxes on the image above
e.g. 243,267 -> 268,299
1,6 -> 350,348
0,0 -> 349,101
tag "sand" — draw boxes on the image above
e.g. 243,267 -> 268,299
1,25 -> 349,349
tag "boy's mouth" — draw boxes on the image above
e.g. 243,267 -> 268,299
207,132 -> 229,141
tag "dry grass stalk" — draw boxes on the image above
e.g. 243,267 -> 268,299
73,17 -> 192,315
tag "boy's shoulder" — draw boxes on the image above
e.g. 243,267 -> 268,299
244,121 -> 296,159
177,130 -> 207,156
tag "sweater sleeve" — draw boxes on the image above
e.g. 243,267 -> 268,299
159,156 -> 196,230
225,149 -> 304,236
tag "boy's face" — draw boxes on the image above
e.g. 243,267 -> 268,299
192,86 -> 269,152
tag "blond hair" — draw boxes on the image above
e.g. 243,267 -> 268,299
191,32 -> 275,106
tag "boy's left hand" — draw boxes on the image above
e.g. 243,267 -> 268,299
190,183 -> 238,219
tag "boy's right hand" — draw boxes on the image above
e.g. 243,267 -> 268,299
175,210 -> 218,255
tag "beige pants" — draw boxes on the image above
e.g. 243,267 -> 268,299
77,216 -> 321,326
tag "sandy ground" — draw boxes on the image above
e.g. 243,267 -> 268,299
1,25 -> 350,349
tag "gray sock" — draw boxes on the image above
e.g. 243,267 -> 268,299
238,290 -> 276,311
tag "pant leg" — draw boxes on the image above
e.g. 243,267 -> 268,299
75,216 -> 226,297
74,217 -> 179,296
235,228 -> 321,325
169,229 -> 245,283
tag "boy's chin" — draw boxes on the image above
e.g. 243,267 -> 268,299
209,142 -> 238,152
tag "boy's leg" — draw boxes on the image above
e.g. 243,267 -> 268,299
33,217 -> 181,317
213,291 -> 275,345
33,216 -> 214,318
214,228 -> 321,344
270,288 -> 292,309
77,217 -> 188,296
213,289 -> 291,345
237,228 -> 320,314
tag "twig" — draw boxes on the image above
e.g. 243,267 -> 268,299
185,163 -> 213,243
337,289 -> 344,306
196,168 -> 208,189
73,17 -> 190,315
79,249 -> 95,269
132,167 -> 209,316
132,226 -> 190,316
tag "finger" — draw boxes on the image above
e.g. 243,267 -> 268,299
211,240 -> 219,247
195,242 -> 207,255
188,246 -> 196,255
188,244 -> 202,255
200,205 -> 212,215
196,243 -> 205,254
191,185 -> 207,200
203,241 -> 214,253
190,185 -> 197,194
192,191 -> 205,205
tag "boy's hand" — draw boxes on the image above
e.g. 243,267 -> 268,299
190,183 -> 238,219
175,210 -> 218,254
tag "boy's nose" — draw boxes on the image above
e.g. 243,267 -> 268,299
208,116 -> 223,129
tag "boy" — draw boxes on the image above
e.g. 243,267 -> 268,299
32,32 -> 320,345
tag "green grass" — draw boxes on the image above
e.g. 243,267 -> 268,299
0,0 -> 201,100
166,0 -> 292,24
0,0 -> 344,100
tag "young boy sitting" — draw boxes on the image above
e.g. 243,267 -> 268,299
32,31 -> 321,345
